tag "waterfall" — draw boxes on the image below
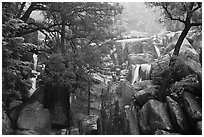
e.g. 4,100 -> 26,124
131,65 -> 141,85
28,53 -> 38,97
154,45 -> 161,58
33,53 -> 38,71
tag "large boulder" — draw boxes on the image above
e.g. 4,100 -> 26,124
124,105 -> 140,135
16,102 -> 51,134
182,91 -> 202,121
2,111 -> 13,135
166,96 -> 189,134
133,85 -> 160,107
138,99 -> 173,134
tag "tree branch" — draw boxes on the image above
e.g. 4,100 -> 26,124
192,2 -> 202,11
191,22 -> 202,26
20,2 -> 47,22
162,5 -> 186,24
16,22 -> 62,37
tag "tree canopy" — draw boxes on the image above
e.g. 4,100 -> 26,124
2,2 -> 123,109
146,2 -> 202,55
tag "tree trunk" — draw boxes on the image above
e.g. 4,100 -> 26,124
61,16 -> 66,54
20,3 -> 35,22
173,24 -> 191,55
88,83 -> 91,115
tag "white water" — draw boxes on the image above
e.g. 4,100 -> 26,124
154,45 -> 160,58
33,53 -> 38,71
131,64 -> 141,85
28,53 -> 38,97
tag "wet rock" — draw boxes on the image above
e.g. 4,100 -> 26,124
166,96 -> 189,134
9,100 -> 23,110
133,85 -> 159,107
138,99 -> 173,134
155,130 -> 181,135
183,91 -> 202,121
195,121 -> 202,135
16,102 -> 51,133
2,111 -> 13,135
124,105 -> 140,135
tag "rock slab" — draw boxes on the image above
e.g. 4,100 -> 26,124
16,102 -> 51,133
138,99 -> 173,134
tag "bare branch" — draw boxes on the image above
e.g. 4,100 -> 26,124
16,22 -> 62,37
192,2 -> 202,11
162,5 -> 186,24
191,22 -> 202,26
20,2 -> 47,22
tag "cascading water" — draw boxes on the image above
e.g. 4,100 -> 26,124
33,53 -> 38,71
28,53 -> 39,97
131,65 -> 141,85
154,44 -> 161,58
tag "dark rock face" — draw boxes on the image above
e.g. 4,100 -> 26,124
166,96 -> 189,134
2,111 -> 13,135
138,99 -> 173,134
133,85 -> 159,107
16,102 -> 51,133
183,91 -> 202,121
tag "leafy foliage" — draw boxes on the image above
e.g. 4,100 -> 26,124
2,3 -> 37,109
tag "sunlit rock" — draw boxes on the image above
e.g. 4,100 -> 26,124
138,99 -> 173,134
166,96 -> 189,134
17,102 -> 51,133
182,91 -> 202,121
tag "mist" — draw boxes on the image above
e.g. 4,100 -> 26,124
119,2 -> 165,36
